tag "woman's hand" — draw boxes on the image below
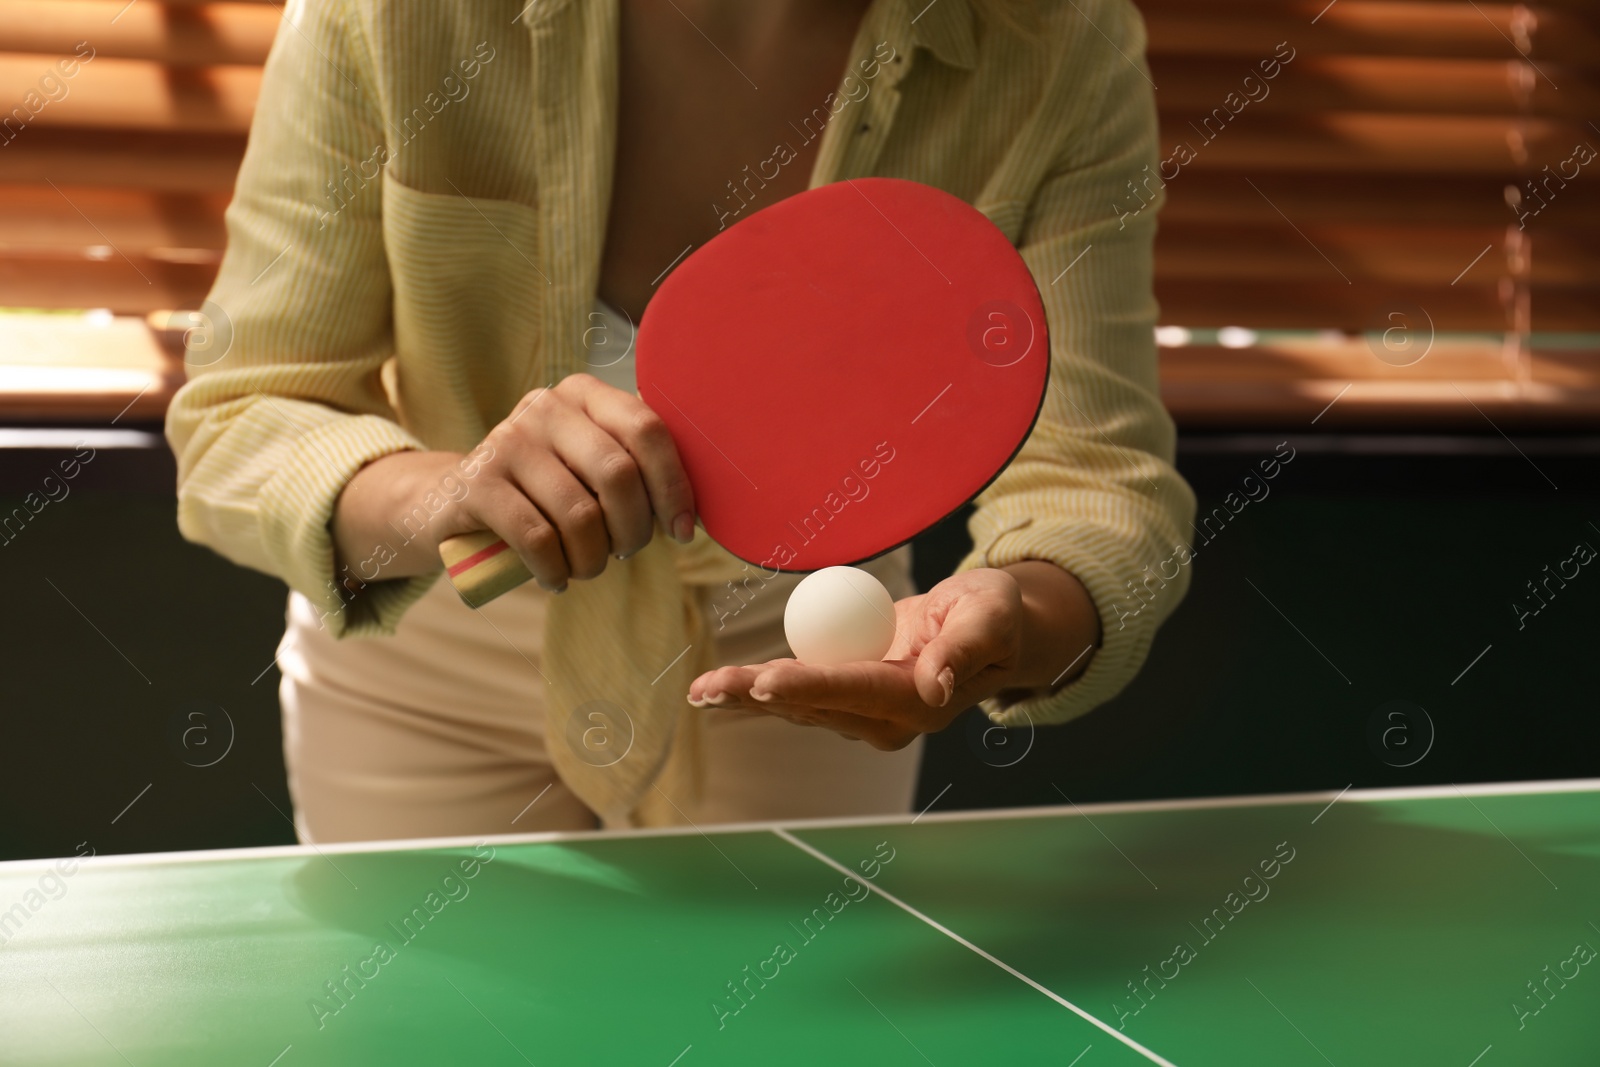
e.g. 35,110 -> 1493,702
332,374 -> 696,590
687,561 -> 1101,749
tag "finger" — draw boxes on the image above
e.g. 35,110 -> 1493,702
579,382 -> 696,544
886,594 -> 930,659
913,598 -> 1012,708
687,664 -> 766,706
543,403 -> 654,560
505,384 -> 557,427
747,659 -> 919,718
506,450 -> 610,581
466,480 -> 571,591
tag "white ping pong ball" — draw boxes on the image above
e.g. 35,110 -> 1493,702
784,566 -> 897,667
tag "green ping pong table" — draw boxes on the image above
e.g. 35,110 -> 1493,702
3,779 -> 1598,1066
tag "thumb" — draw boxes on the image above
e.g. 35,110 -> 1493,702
913,596 -> 1008,708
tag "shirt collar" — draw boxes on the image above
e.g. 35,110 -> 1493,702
520,0 -> 978,72
907,0 -> 978,70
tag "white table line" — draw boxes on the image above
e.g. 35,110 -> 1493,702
771,827 -> 1182,1067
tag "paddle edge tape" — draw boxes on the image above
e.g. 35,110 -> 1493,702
440,529 -> 532,608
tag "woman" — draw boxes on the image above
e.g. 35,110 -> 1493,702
166,0 -> 1195,841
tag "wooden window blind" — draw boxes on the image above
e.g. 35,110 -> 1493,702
1141,0 -> 1599,425
0,0 -> 270,422
0,0 -> 1594,425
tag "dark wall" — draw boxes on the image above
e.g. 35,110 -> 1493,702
918,434 -> 1600,813
0,432 -> 293,862
3,428 -> 1597,861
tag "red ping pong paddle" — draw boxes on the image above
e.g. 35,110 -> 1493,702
440,177 -> 1048,606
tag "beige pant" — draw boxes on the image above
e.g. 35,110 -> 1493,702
277,549 -> 921,843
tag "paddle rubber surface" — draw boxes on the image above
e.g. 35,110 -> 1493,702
637,177 -> 1049,572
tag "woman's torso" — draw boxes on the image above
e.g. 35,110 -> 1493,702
598,0 -> 871,321
284,0 -> 918,711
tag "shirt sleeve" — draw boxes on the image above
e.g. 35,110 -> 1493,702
956,7 -> 1197,727
163,0 -> 436,637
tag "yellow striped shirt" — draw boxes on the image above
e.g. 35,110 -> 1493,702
165,0 -> 1195,823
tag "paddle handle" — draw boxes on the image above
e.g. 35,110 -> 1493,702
439,531 -> 533,608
